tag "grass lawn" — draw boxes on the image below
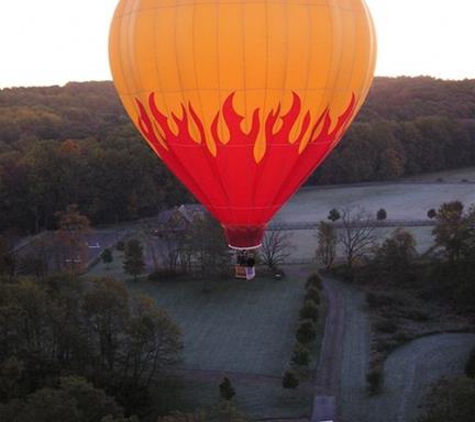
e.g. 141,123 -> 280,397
87,247 -> 127,279
130,274 -> 315,419
127,275 -> 306,375
88,256 -> 318,419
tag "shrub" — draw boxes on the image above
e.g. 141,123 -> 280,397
327,208 -> 341,222
366,292 -> 397,309
291,342 -> 310,367
374,319 -> 398,334
299,300 -> 318,322
282,371 -> 299,389
465,347 -> 475,378
219,377 -> 235,401
376,341 -> 399,354
296,319 -> 317,344
305,273 -> 322,290
392,330 -> 413,344
405,310 -> 430,322
366,369 -> 384,395
304,287 -> 320,304
418,376 -> 475,422
148,269 -> 179,281
376,208 -> 387,221
101,248 -> 113,265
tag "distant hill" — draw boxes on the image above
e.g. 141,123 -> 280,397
311,77 -> 475,184
0,77 -> 474,232
361,76 -> 475,121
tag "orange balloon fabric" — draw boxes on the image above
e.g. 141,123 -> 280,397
109,0 -> 377,249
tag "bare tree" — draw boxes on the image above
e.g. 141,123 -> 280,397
158,231 -> 181,274
338,206 -> 378,269
139,221 -> 160,272
260,230 -> 294,270
55,204 -> 91,274
316,221 -> 337,269
190,214 -> 231,280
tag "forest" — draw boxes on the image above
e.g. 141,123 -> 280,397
0,77 -> 474,233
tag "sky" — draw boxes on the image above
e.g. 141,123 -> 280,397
0,0 -> 474,89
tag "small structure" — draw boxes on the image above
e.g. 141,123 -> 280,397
154,203 -> 206,236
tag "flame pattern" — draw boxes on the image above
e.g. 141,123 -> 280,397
136,91 -> 356,163
133,91 -> 358,243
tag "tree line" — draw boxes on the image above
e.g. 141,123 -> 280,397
1,77 -> 474,234
316,200 -> 475,313
0,274 -> 182,421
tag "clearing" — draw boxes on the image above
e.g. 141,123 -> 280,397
90,260 -> 320,420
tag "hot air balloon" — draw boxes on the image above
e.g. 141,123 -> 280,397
109,0 -> 376,250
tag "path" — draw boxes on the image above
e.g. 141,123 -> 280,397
311,277 -> 346,422
321,279 -> 475,422
367,333 -> 475,422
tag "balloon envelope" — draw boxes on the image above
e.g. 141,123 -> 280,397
109,0 -> 377,249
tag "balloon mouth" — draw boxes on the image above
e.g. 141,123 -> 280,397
223,225 -> 266,250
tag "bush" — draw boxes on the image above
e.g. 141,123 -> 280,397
116,241 -> 125,252
219,377 -> 235,401
304,287 -> 320,304
366,292 -> 397,309
282,371 -> 299,389
418,376 -> 475,422
327,208 -> 340,222
376,208 -> 387,221
405,310 -> 430,322
374,319 -> 398,334
465,347 -> 475,378
392,330 -> 413,344
148,269 -> 179,281
299,300 -> 318,322
376,340 -> 399,354
305,273 -> 322,290
291,342 -> 310,367
366,369 -> 384,395
296,319 -> 317,344
101,248 -> 113,265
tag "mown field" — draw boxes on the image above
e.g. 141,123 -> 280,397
89,255 -> 319,419
277,178 -> 475,224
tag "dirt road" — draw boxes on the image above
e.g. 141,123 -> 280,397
367,333 -> 475,422
311,277 -> 347,422
316,277 -> 475,422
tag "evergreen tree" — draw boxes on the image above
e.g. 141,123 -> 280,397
219,377 -> 236,401
376,208 -> 387,221
282,371 -> 299,389
123,239 -> 145,281
316,221 -> 337,269
327,208 -> 341,222
101,248 -> 113,268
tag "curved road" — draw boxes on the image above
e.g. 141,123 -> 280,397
312,275 -> 475,422
368,333 -> 475,422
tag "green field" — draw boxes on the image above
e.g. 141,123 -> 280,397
131,275 -> 315,419
88,256 -> 318,419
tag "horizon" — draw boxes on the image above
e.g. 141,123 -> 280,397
0,73 -> 472,91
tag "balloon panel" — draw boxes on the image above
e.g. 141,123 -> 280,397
110,0 -> 376,248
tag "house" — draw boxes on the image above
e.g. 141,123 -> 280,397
153,203 -> 207,236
